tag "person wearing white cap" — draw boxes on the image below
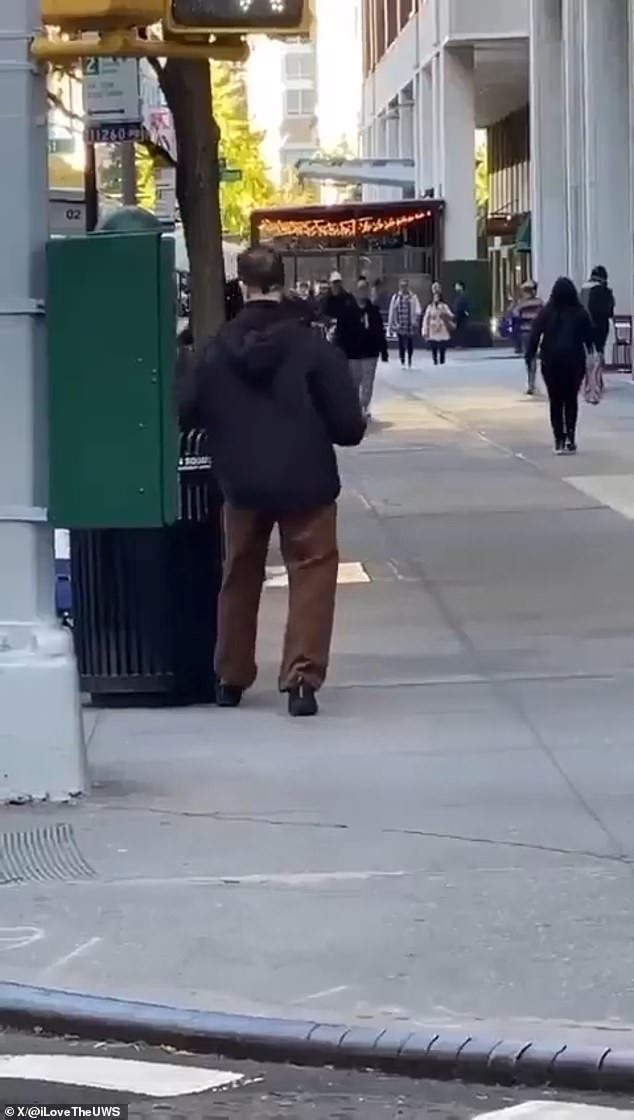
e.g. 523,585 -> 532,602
322,272 -> 368,393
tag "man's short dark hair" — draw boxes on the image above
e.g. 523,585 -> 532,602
237,245 -> 285,294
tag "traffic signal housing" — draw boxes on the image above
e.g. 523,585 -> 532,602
41,0 -> 161,30
165,0 -> 311,36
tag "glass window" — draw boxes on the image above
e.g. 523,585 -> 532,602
284,88 -> 316,117
284,51 -> 315,80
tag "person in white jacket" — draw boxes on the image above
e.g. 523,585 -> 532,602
388,279 -> 422,368
422,283 -> 455,365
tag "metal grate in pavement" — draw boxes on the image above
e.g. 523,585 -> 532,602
0,823 -> 95,885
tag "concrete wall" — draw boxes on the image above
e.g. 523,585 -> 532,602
447,0 -> 529,40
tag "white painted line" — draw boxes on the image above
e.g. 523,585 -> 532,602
265,562 -> 370,588
0,926 -> 45,952
40,936 -> 102,977
475,1104 -> 634,1119
102,869 -> 408,889
564,473 -> 634,521
289,985 -> 350,1005
0,1055 -> 244,1099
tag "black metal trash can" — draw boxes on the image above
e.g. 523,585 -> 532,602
70,431 -> 223,705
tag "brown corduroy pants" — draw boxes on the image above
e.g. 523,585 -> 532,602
216,504 -> 339,692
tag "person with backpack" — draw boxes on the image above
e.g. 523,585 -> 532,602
515,279 -> 544,394
581,265 -> 615,365
524,277 -> 595,455
388,279 -> 421,368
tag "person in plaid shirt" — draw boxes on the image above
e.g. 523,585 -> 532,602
388,279 -> 422,368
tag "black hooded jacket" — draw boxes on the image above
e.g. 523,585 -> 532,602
186,299 -> 366,512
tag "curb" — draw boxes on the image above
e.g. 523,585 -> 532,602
0,981 -> 633,1092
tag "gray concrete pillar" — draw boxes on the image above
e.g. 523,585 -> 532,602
398,91 -> 414,161
582,0 -> 631,311
530,0 -> 566,296
0,0 -> 85,801
437,45 -> 477,259
562,0 -> 587,286
418,62 -> 435,195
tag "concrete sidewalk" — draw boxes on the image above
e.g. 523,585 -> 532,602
2,353 -> 634,1048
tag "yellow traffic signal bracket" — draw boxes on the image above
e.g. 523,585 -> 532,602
31,28 -> 248,61
40,1 -> 162,31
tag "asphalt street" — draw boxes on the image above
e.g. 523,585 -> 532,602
0,1033 -> 633,1118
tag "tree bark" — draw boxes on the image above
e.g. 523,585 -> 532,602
159,59 -> 226,348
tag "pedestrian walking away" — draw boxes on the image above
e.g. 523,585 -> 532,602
354,277 -> 388,418
388,278 -> 422,368
188,246 -> 366,717
422,283 -> 455,365
515,279 -> 544,394
451,280 -> 470,347
581,264 -> 615,370
524,276 -> 595,455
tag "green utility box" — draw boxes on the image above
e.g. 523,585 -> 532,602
47,230 -> 178,528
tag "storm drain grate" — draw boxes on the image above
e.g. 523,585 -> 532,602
0,823 -> 96,884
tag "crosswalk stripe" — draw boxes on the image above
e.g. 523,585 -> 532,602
0,1055 -> 244,1098
475,1104 -> 634,1119
265,561 -> 370,588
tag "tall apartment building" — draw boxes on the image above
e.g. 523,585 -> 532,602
247,33 -> 319,187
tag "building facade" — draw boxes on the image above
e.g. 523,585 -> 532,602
531,0 -> 633,314
361,0 -> 634,319
360,0 -> 530,260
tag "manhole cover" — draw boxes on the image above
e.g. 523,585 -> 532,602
0,823 -> 95,884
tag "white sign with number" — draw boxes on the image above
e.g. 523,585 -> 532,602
83,57 -> 141,126
155,165 -> 177,222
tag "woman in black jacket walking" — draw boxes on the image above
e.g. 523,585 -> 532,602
525,277 -> 595,455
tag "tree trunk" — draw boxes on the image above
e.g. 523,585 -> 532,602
160,59 -> 226,348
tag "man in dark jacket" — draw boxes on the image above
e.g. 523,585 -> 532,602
322,271 -> 366,370
190,246 -> 366,718
355,277 -> 388,418
451,281 -> 470,347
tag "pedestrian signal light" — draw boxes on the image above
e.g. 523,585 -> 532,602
41,0 -> 161,30
165,0 -> 311,36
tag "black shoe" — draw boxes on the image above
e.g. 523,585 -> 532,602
288,680 -> 318,718
216,682 -> 244,708
554,439 -> 565,455
566,439 -> 577,454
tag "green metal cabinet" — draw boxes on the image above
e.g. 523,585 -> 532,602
47,231 -> 178,528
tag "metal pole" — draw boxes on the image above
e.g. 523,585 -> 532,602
120,141 -> 137,206
85,140 -> 99,231
0,0 -> 85,801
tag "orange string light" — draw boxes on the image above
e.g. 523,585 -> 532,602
258,210 -> 433,240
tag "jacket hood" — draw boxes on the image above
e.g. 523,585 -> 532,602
216,299 -> 305,386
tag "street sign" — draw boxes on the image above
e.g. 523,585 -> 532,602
48,137 -> 76,155
155,165 -> 177,222
49,189 -> 86,237
220,168 -> 242,183
83,58 -> 141,145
